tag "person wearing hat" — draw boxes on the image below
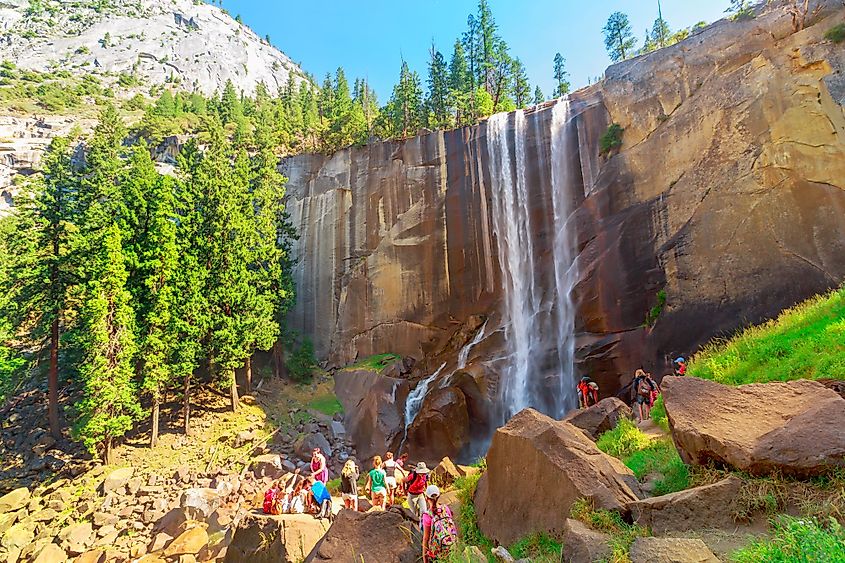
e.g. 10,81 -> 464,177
674,357 -> 687,376
421,484 -> 457,562
404,461 -> 430,520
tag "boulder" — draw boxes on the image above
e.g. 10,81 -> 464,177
0,511 -> 19,535
224,512 -> 329,563
561,518 -> 612,563
406,387 -> 470,463
474,409 -> 641,545
180,488 -> 221,520
630,475 -> 743,533
250,455 -> 286,480
663,377 -> 845,476
32,543 -> 67,563
333,368 -> 411,461
293,433 -> 333,462
102,467 -> 134,494
163,526 -> 209,557
153,508 -> 189,537
563,398 -> 633,441
0,488 -> 30,514
431,457 -> 462,487
304,509 -> 418,562
629,537 -> 719,563
73,551 -> 106,563
2,522 -> 34,551
61,522 -> 93,555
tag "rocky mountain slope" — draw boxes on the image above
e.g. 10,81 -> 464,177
0,0 -> 307,96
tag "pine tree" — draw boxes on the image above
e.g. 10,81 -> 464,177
74,223 -> 141,463
426,44 -> 451,129
553,53 -> 571,97
533,86 -> 545,106
387,61 -> 425,138
511,58 -> 531,109
220,79 -> 243,124
603,12 -> 637,63
651,1 -> 671,49
448,40 -> 471,125
1,137 -> 79,439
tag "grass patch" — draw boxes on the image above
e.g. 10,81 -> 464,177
825,24 -> 845,44
308,394 -> 343,416
508,533 -> 561,562
599,123 -> 624,156
345,353 -> 401,373
649,395 -> 669,432
570,498 -> 649,561
596,418 -> 652,459
688,287 -> 845,385
453,459 -> 493,553
731,516 -> 845,562
326,477 -> 342,495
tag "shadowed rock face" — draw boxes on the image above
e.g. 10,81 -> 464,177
285,2 -> 845,456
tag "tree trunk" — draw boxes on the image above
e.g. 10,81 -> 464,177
150,395 -> 160,448
230,369 -> 239,412
183,373 -> 191,436
244,356 -> 252,395
104,436 -> 113,465
273,340 -> 287,379
48,318 -> 60,440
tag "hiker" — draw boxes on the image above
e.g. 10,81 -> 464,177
404,461 -> 429,520
646,372 -> 661,407
311,447 -> 329,484
365,455 -> 388,510
397,452 -> 409,469
307,476 -> 333,520
262,480 -> 284,515
632,369 -> 657,421
421,485 -> 457,563
383,451 -> 399,505
674,357 -> 687,376
577,375 -> 599,408
284,480 -> 306,514
340,459 -> 359,512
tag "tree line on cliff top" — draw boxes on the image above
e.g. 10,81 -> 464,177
0,106 -> 309,463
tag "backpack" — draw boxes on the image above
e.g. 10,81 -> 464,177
637,378 -> 652,397
263,488 -> 281,515
407,472 -> 427,495
430,505 -> 458,557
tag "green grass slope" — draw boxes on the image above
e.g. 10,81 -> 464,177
689,287 -> 845,385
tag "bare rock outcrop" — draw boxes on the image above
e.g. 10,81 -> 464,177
474,409 -> 641,545
662,376 -> 845,477
303,509 -> 418,562
629,537 -> 720,563
563,398 -> 633,441
225,512 -> 329,563
630,475 -> 743,533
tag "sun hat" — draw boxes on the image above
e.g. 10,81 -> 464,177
675,357 -> 685,364
425,484 -> 440,499
414,462 -> 430,474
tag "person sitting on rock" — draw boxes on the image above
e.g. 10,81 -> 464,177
307,476 -> 333,520
421,485 -> 457,563
283,480 -> 306,514
263,480 -> 284,515
310,447 -> 329,484
577,376 -> 599,408
365,455 -> 388,510
340,459 -> 359,512
632,369 -> 657,421
404,461 -> 430,521
383,451 -> 399,505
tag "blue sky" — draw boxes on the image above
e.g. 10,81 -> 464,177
219,1 -> 733,101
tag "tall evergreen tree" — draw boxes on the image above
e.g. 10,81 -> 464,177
2,137 -> 78,439
426,45 -> 451,129
533,85 -> 545,106
220,79 -> 243,124
386,61 -> 424,138
74,223 -> 141,463
553,53 -> 571,97
511,57 -> 531,109
448,40 -> 472,125
651,1 -> 671,49
603,12 -> 637,63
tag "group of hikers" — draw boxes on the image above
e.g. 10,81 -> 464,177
263,447 -> 457,562
577,356 -> 687,420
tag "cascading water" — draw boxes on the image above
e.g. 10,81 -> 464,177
488,101 -> 579,420
457,320 -> 488,369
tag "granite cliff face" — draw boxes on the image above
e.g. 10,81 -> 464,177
285,2 -> 845,460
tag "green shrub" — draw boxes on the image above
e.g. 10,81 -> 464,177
454,463 -> 493,552
596,418 -> 652,459
731,516 -> 845,562
570,499 -> 649,560
825,24 -> 845,44
346,353 -> 401,372
644,289 -> 667,327
508,533 -> 562,562
599,123 -> 624,156
326,477 -> 342,494
286,339 -> 317,383
650,395 -> 669,432
689,287 -> 845,385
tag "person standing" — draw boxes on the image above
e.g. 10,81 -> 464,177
421,485 -> 457,563
383,452 -> 399,505
340,459 -> 359,511
365,455 -> 388,510
404,461 -> 429,520
632,369 -> 656,421
311,447 -> 329,484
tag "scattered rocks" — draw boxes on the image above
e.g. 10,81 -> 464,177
561,518 -> 612,563
630,476 -> 743,533
474,409 -> 641,545
629,537 -> 720,563
0,488 -> 30,514
60,522 -> 93,555
102,467 -> 135,494
2,522 -> 34,551
294,433 -> 333,461
431,457 -> 462,487
163,525 -> 209,558
32,542 -> 68,563
180,488 -> 222,521
563,398 -> 633,441
663,377 -> 845,477
250,454 -> 286,480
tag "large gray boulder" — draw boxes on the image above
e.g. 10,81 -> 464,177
475,409 -> 641,545
629,537 -> 719,563
630,476 -> 742,533
304,509 -> 418,562
563,397 -> 633,441
663,376 -> 845,477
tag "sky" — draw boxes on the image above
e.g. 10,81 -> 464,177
219,1 -> 734,101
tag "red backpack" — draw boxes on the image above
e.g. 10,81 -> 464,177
407,472 -> 427,495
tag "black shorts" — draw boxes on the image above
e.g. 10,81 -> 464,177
635,395 -> 650,405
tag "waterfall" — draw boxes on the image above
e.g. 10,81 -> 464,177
488,101 -> 578,420
457,320 -> 488,369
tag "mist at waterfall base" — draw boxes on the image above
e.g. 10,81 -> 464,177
399,100 -> 580,462
488,99 -> 579,423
